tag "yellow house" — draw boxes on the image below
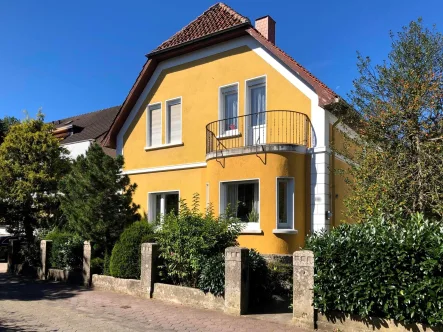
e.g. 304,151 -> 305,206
104,3 -> 351,254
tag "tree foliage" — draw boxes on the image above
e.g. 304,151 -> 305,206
337,19 -> 443,220
0,112 -> 70,241
59,143 -> 140,258
0,116 -> 20,144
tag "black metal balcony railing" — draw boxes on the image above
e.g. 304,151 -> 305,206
206,110 -> 311,155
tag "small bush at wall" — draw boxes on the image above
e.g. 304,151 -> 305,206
306,213 -> 443,325
157,195 -> 242,288
45,231 -> 84,271
198,253 -> 225,296
109,220 -> 156,279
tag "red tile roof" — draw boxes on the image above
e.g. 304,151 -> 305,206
151,3 -> 250,54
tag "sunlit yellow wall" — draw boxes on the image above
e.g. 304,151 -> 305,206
122,43 -> 316,254
205,152 -> 308,254
122,45 -> 311,170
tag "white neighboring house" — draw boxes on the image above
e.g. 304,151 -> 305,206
52,106 -> 120,159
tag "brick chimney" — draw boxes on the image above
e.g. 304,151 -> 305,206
255,15 -> 276,44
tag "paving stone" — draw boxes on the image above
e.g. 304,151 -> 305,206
0,263 -> 306,331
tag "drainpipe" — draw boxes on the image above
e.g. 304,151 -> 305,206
330,99 -> 341,228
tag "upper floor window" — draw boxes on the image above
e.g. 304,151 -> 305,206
147,103 -> 162,147
246,77 -> 266,145
166,98 -> 182,145
219,84 -> 238,136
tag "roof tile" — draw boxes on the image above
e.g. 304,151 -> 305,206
151,3 -> 249,53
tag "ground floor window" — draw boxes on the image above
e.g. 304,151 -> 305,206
220,180 -> 260,230
276,178 -> 294,229
148,191 -> 179,222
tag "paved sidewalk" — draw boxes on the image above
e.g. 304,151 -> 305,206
0,263 -> 306,331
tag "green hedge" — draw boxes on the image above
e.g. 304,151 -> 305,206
306,213 -> 443,325
45,231 -> 84,270
109,220 -> 155,279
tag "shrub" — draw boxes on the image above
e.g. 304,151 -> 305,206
306,213 -> 443,325
156,195 -> 242,288
45,231 -> 84,270
109,220 -> 156,279
198,253 -> 225,296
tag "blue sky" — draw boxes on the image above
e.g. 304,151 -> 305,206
0,0 -> 441,121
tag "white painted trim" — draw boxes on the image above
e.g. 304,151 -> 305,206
240,229 -> 263,234
272,229 -> 298,234
219,178 -> 261,231
146,102 -> 162,148
144,142 -> 184,151
122,162 -> 206,175
116,36 -> 322,156
165,96 -> 183,144
147,190 -> 180,222
60,139 -> 95,146
275,176 -> 296,230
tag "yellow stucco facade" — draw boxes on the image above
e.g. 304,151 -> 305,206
118,41 -> 344,254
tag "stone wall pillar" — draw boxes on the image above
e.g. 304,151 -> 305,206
7,239 -> 20,273
40,240 -> 52,280
83,241 -> 92,287
141,243 -> 158,298
224,247 -> 249,315
293,250 -> 315,328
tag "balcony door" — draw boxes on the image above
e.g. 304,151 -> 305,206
246,77 -> 266,146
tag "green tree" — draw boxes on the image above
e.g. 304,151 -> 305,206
0,116 -> 20,144
338,19 -> 443,220
0,112 -> 70,242
59,144 -> 140,262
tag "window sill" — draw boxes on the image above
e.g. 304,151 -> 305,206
272,229 -> 298,235
240,229 -> 263,235
144,142 -> 184,151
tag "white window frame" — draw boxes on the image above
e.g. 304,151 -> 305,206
148,190 -> 180,222
146,102 -> 162,147
218,83 -> 239,137
165,97 -> 182,145
275,177 -> 295,231
219,179 -> 261,233
244,75 -> 267,146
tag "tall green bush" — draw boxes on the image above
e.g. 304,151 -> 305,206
109,220 -> 156,279
45,231 -> 84,270
156,195 -> 242,288
306,213 -> 443,325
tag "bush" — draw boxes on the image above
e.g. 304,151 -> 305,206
306,213 -> 443,325
45,231 -> 84,270
198,253 -> 225,296
109,220 -> 156,279
157,195 -> 242,288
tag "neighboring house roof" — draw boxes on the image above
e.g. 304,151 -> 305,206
53,106 -> 120,145
104,2 -> 338,148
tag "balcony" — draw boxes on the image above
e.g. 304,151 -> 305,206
206,110 -> 311,158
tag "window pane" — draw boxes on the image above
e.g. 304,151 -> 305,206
278,181 -> 288,224
165,193 -> 179,216
237,183 -> 257,222
167,102 -> 181,144
251,86 -> 266,126
150,106 -> 161,146
224,92 -> 238,131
